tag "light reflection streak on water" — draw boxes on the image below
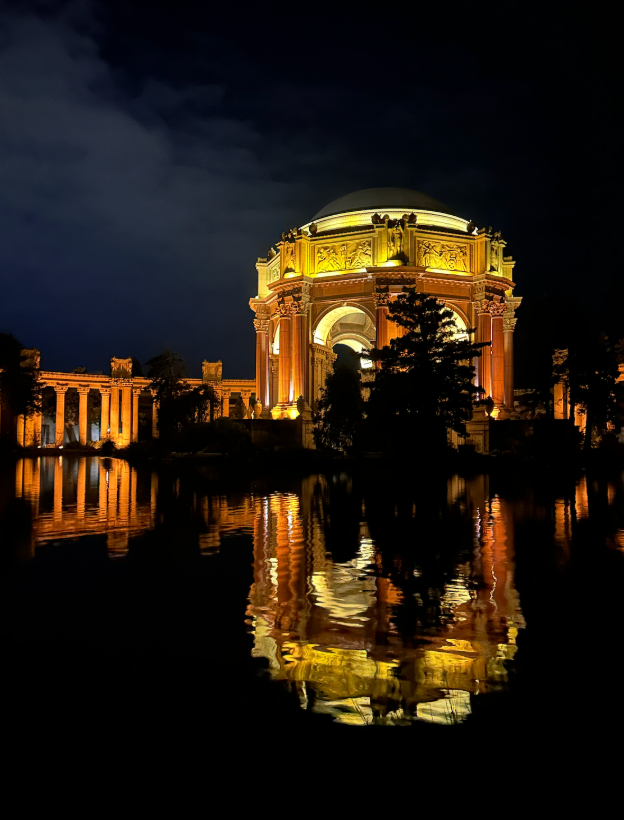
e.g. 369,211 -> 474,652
11,457 -> 624,726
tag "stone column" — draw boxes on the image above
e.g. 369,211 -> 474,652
132,388 -> 141,442
121,384 -> 132,446
55,385 -> 68,447
221,389 -> 231,418
374,292 -> 390,354
16,415 -> 25,447
254,317 -> 270,408
269,354 -> 278,409
110,385 -> 120,444
78,386 -> 90,446
23,409 -> 41,447
490,302 -> 506,411
503,315 -> 517,412
278,305 -> 292,405
151,393 -> 159,438
292,305 -> 309,404
241,390 -> 252,418
477,304 -> 492,399
100,387 -> 110,440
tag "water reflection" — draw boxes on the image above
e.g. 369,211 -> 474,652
246,477 -> 529,725
7,457 -> 624,727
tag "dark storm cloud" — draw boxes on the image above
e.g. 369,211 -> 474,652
0,1 -> 294,375
0,1 -> 620,379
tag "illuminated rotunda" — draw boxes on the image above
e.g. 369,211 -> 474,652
250,187 -> 521,421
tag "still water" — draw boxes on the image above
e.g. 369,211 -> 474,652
5,455 -> 624,728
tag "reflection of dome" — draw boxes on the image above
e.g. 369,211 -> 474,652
313,187 -> 458,220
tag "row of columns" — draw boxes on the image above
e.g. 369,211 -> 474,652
476,300 -> 515,411
17,383 -> 158,447
256,300 -> 310,414
255,288 -> 516,416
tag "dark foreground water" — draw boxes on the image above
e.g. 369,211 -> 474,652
2,456 -> 624,752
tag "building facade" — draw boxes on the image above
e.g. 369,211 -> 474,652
250,187 -> 521,419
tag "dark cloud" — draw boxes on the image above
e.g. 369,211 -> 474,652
0,1 -> 620,379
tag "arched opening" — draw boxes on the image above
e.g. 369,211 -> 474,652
313,305 -> 375,369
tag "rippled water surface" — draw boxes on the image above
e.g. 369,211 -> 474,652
5,455 -> 624,728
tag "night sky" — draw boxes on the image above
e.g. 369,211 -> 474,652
0,1 -> 620,383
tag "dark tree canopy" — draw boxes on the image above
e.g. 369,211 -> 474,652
366,293 -> 486,453
315,364 -> 364,451
553,333 -> 623,449
0,333 -> 41,432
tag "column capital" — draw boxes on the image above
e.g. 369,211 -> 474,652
100,386 -> 112,396
132,387 -> 142,397
488,301 -> 507,318
54,383 -> 69,394
277,300 -> 293,318
77,385 -> 91,395
254,317 -> 270,333
503,317 -> 517,332
373,290 -> 391,307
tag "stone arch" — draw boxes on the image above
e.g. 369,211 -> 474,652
313,303 -> 375,347
445,303 -> 470,340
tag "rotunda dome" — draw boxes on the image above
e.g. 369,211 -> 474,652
313,187 -> 458,220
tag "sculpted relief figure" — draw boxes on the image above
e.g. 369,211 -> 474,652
388,223 -> 404,258
282,241 -> 296,272
317,244 -> 346,272
346,240 -> 372,269
417,240 -> 469,272
317,240 -> 372,272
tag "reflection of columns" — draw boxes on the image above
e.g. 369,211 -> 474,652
55,385 -> 68,446
151,394 -> 159,438
150,472 -> 158,523
503,316 -> 517,411
490,303 -> 505,410
132,389 -> 141,442
477,304 -> 492,398
110,385 -> 120,444
278,306 -> 292,404
78,386 -> 90,446
121,384 -> 132,446
221,389 -> 231,418
77,457 -> 87,518
292,305 -> 309,403
53,457 -> 63,521
254,317 -> 270,408
100,387 -> 110,440
99,462 -> 108,516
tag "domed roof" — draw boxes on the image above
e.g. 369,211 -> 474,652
313,187 -> 457,220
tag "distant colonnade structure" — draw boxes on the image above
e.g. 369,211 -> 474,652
4,355 -> 254,447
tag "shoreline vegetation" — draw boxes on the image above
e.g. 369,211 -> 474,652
4,427 -> 624,477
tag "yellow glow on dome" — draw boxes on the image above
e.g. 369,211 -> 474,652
303,208 -> 468,234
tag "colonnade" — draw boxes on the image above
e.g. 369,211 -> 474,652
15,379 -> 157,447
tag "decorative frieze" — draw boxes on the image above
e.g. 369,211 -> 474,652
416,240 -> 469,272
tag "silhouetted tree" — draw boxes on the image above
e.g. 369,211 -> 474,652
146,349 -> 189,438
0,333 -> 41,438
365,293 -> 486,454
315,365 -> 364,451
553,333 -> 622,449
